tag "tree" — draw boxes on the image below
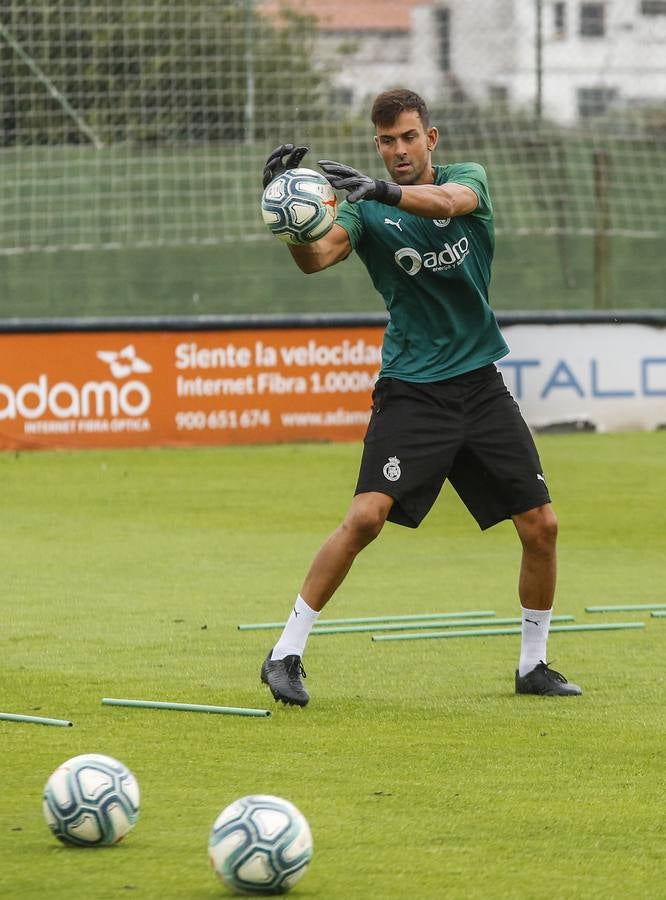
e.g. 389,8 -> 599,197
0,0 -> 325,146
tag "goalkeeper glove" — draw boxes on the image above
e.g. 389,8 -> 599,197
317,160 -> 402,206
262,143 -> 309,189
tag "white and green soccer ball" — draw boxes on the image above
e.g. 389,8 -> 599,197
208,794 -> 313,895
43,753 -> 140,847
261,167 -> 337,245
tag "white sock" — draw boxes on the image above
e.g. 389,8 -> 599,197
518,607 -> 552,677
271,595 -> 320,660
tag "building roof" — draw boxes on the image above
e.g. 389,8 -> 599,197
258,0 -> 427,33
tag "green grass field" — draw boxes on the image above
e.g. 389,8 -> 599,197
1,433 -> 664,899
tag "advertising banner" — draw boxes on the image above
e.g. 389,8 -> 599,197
0,320 -> 664,451
0,327 -> 383,450
499,323 -> 666,432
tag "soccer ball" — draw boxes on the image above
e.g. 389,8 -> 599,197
208,794 -> 313,895
261,167 -> 337,245
43,753 -> 140,847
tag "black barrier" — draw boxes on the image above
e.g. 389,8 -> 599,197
1,309 -> 665,334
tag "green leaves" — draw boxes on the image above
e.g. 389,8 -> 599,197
0,1 -> 324,146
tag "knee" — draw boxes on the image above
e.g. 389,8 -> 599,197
515,505 -> 558,554
342,501 -> 388,549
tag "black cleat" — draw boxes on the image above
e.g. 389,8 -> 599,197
261,650 -> 309,707
515,661 -> 582,696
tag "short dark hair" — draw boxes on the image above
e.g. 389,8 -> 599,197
371,89 -> 430,129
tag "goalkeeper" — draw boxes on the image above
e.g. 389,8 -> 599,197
260,88 -> 581,705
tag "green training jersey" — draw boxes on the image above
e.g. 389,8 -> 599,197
335,162 -> 509,382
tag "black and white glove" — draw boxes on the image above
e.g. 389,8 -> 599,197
317,160 -> 402,206
262,143 -> 309,189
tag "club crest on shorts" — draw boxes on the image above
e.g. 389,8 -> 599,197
383,456 -> 401,482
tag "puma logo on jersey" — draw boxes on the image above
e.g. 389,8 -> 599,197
384,217 -> 403,231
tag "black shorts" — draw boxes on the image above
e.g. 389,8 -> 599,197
355,365 -> 551,530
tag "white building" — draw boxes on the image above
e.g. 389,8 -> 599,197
263,0 -> 666,124
413,0 -> 666,123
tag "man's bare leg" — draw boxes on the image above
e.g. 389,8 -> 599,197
261,493 -> 394,705
513,504 -> 581,695
300,492 -> 395,612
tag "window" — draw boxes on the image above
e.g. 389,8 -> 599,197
579,3 -> 605,36
577,87 -> 617,118
434,7 -> 451,72
641,1 -> 666,14
553,2 -> 567,37
488,85 -> 509,104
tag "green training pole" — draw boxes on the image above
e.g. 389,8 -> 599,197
586,603 -> 666,613
0,712 -> 73,727
238,611 -> 497,630
372,622 -> 645,643
312,615 -> 574,636
102,698 -> 271,717
373,626 -> 523,642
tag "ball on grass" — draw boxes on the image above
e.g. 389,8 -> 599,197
208,794 -> 313,895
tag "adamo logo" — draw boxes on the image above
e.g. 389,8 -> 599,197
395,237 -> 470,276
0,344 -> 152,420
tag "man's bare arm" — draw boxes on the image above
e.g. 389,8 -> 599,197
396,182 -> 478,219
287,224 -> 352,274
318,159 -> 478,220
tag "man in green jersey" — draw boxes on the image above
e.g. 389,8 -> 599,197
260,88 -> 581,704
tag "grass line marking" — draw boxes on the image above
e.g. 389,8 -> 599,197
102,698 -> 271,717
312,614 -> 574,636
586,603 -> 666,612
372,622 -> 646,643
238,610 -> 496,630
0,712 -> 73,727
